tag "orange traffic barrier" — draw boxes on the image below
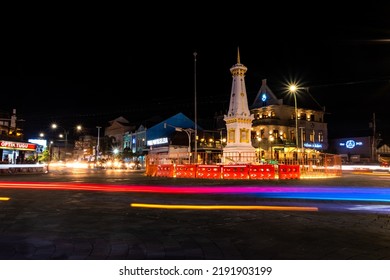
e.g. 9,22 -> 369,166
156,164 -> 175,177
249,164 -> 275,179
145,164 -> 158,176
278,164 -> 300,179
222,165 -> 250,179
175,164 -> 197,178
196,165 -> 222,179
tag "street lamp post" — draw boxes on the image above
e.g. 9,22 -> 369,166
288,85 -> 299,152
193,51 -> 198,164
96,126 -> 101,162
269,135 -> 274,160
256,136 -> 262,163
51,123 -> 82,161
164,123 -> 193,164
299,126 -> 305,153
51,123 -> 68,161
49,140 -> 53,161
176,127 -> 191,164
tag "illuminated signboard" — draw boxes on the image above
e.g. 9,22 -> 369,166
28,139 -> 47,148
0,141 -> 37,151
147,137 -> 168,146
303,142 -> 323,149
339,139 -> 363,149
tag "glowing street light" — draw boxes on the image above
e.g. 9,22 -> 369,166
288,84 -> 299,151
51,123 -> 82,161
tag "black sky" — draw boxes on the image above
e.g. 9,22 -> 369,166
2,4 -> 390,141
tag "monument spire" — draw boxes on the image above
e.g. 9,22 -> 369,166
222,49 -> 256,164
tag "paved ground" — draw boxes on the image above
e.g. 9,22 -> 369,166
1,170 -> 390,260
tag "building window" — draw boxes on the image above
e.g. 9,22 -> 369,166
290,130 -> 296,143
318,131 -> 323,142
310,130 -> 315,142
273,129 -> 279,139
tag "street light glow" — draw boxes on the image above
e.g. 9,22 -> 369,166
289,84 -> 297,93
51,123 -> 82,162
288,83 -> 299,153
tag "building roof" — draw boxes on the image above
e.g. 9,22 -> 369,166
146,112 -> 202,141
250,79 -> 324,111
108,116 -> 130,126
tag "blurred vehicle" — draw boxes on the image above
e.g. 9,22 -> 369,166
127,161 -> 142,170
379,155 -> 390,167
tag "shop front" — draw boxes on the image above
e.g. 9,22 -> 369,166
0,140 -> 37,164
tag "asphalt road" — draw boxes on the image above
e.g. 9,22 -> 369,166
0,169 -> 390,260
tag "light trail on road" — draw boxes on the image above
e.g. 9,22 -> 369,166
1,181 -> 390,202
130,203 -> 318,211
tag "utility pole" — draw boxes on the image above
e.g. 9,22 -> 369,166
96,126 -> 101,162
372,113 -> 376,162
193,51 -> 198,164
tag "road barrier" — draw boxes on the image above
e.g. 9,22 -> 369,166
156,164 -> 175,177
278,164 -> 300,179
222,165 -> 250,179
249,164 -> 275,179
196,165 -> 222,179
175,164 -> 197,178
146,154 -> 342,180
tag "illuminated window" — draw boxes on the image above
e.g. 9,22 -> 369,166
290,130 -> 296,142
310,130 -> 315,142
318,131 -> 323,142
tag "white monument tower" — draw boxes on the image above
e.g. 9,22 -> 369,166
223,48 -> 256,164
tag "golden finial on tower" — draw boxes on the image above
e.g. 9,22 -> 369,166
237,47 -> 240,64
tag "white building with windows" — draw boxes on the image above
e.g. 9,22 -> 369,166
250,79 -> 328,163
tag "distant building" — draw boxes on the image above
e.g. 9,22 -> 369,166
104,116 -> 135,155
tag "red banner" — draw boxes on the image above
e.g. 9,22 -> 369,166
0,141 -> 37,151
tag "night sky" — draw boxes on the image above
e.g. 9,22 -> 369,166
2,4 -> 390,142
